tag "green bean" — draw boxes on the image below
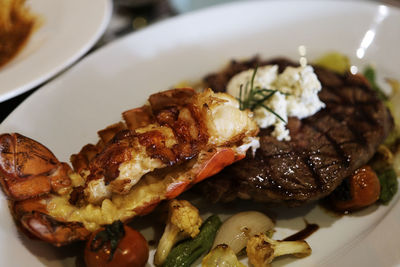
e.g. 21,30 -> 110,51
163,215 -> 222,267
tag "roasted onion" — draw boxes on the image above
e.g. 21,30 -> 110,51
212,211 -> 274,254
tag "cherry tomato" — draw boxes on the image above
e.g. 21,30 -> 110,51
84,222 -> 149,267
330,165 -> 381,212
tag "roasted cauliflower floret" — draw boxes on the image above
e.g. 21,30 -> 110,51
154,199 -> 202,266
246,233 -> 311,267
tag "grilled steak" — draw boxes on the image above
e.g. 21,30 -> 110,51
199,58 -> 394,206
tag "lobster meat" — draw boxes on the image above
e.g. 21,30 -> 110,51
0,88 -> 259,246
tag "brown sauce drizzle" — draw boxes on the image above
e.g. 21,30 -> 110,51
283,220 -> 319,241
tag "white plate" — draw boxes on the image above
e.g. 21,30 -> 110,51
1,0 -> 400,266
0,0 -> 112,102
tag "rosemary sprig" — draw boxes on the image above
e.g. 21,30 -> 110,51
236,66 -> 287,123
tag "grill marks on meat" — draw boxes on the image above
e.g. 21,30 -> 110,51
199,59 -> 393,205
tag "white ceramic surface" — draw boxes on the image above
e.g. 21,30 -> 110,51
0,0 -> 399,266
0,0 -> 112,102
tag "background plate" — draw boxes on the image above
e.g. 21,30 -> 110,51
0,0 -> 112,102
0,0 -> 399,266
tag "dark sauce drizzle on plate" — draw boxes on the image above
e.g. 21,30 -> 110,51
283,220 -> 319,241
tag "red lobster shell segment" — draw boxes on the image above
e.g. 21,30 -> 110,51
0,88 -> 259,246
0,133 -> 72,201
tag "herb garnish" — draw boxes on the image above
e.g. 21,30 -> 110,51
237,66 -> 287,123
90,220 -> 125,261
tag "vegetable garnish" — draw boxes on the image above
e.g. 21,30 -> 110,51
369,146 -> 398,205
90,220 -> 125,261
386,78 -> 400,94
154,199 -> 202,266
246,233 -> 311,267
85,223 -> 149,267
386,78 -> 400,131
328,166 -> 381,212
314,51 -> 350,74
377,168 -> 399,205
163,215 -> 222,267
363,65 -> 388,101
237,66 -> 287,123
212,211 -> 274,254
202,244 -> 245,267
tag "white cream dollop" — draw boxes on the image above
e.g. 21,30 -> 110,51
227,64 -> 325,141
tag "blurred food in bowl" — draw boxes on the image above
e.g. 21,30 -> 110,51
0,0 -> 37,69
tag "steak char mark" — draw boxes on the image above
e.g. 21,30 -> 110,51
199,58 -> 394,206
